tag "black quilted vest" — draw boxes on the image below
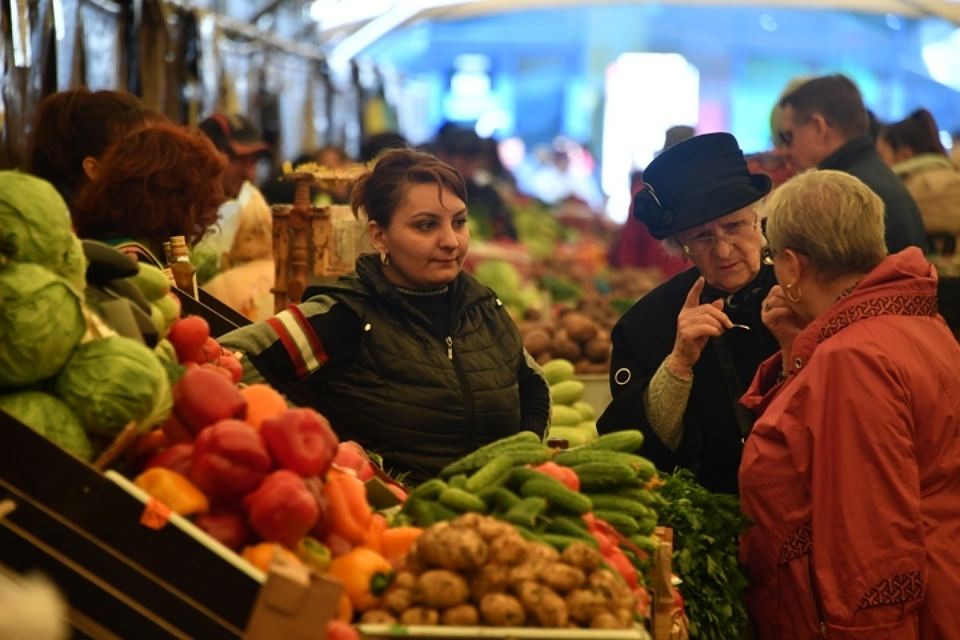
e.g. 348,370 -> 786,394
305,255 -> 524,482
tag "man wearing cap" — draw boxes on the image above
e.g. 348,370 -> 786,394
597,133 -> 779,495
777,74 -> 927,253
199,113 -> 271,200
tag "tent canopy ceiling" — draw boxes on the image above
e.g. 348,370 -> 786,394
315,0 -> 960,62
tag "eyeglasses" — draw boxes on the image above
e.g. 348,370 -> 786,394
680,215 -> 761,257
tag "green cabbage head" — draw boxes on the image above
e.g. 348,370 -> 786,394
55,335 -> 172,436
0,171 -> 86,290
0,262 -> 86,387
0,390 -> 93,461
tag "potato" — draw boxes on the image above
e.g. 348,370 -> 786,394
516,581 -> 569,628
590,611 -> 622,629
399,607 -> 439,625
507,563 -> 539,586
584,335 -> 611,363
440,604 -> 479,626
523,329 -> 552,357
526,542 -> 560,566
475,519 -> 519,543
565,589 -> 610,625
360,609 -> 397,624
471,564 -> 510,600
417,525 -> 488,571
540,563 -> 586,593
479,593 -> 527,626
561,543 -> 603,572
487,535 -> 528,566
613,608 -> 635,628
588,569 -> 635,611
551,332 -> 581,362
416,570 -> 469,609
393,571 -> 418,591
383,587 -> 414,614
561,312 -> 598,343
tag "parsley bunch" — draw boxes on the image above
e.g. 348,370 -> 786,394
657,469 -> 750,639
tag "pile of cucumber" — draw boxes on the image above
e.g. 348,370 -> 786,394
401,429 -> 664,572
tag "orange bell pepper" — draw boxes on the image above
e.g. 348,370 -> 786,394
241,542 -> 303,573
362,513 -> 388,554
326,547 -> 393,612
379,527 -> 423,566
323,469 -> 373,545
134,467 -> 209,516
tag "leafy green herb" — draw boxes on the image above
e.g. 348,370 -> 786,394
657,469 -> 750,639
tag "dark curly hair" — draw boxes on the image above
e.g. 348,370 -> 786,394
26,89 -> 162,206
73,123 -> 227,247
351,147 -> 466,227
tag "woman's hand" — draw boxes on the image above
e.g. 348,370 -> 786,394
669,276 -> 733,376
761,285 -> 807,361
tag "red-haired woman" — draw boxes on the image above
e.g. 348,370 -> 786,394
26,88 -> 161,207
72,122 -> 227,263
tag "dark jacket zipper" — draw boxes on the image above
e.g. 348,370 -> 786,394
808,555 -> 828,636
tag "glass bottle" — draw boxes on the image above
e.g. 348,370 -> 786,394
169,235 -> 198,297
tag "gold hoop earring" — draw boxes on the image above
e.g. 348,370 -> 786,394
784,282 -> 802,303
380,251 -> 391,266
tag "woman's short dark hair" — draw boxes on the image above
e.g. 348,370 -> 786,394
351,148 -> 467,227
779,74 -> 868,140
25,89 -> 161,205
73,123 -> 226,246
879,109 -> 947,157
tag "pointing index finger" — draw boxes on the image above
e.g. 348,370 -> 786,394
684,276 -> 706,309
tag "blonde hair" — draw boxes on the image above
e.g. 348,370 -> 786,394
764,169 -> 886,280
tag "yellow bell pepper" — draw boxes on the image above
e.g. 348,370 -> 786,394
134,467 -> 209,516
326,547 -> 393,612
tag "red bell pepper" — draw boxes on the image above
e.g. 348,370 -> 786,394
173,367 -> 248,436
533,461 -> 580,491
260,408 -> 339,477
146,443 -> 194,477
194,512 -> 251,551
323,468 -> 373,545
331,441 -> 376,481
190,420 -> 272,497
244,470 -> 320,548
605,545 -> 639,589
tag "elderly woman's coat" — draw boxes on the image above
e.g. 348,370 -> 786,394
739,248 -> 960,638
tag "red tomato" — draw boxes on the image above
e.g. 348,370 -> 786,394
331,441 -> 375,481
201,336 -> 222,363
168,315 -> 211,363
217,353 -> 243,384
533,461 -> 580,491
325,620 -> 359,640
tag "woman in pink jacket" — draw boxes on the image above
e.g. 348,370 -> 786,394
739,169 -> 960,638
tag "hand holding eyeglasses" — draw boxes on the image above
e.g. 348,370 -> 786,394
668,276 -> 739,376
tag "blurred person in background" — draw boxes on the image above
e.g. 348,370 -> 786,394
597,133 -> 779,495
219,148 -> 549,482
196,113 -> 273,282
360,131 -> 409,163
25,88 -> 160,209
740,169 -> 960,638
72,122 -> 226,263
877,108 -> 960,256
436,127 -> 517,241
608,126 -> 694,277
776,74 -> 927,253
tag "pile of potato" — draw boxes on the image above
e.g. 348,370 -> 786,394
360,514 -> 637,629
520,310 -> 612,374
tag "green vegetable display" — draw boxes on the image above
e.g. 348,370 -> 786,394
0,262 -> 86,387
0,171 -> 86,289
0,390 -> 93,460
55,335 -> 172,436
657,469 -> 750,639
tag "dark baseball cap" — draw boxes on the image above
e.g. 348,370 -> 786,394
199,113 -> 270,157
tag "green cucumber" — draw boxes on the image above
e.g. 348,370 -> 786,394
539,532 -> 597,551
504,496 -> 548,529
438,487 -> 487,513
580,430 -> 645,453
408,499 -> 458,526
593,510 -> 639,535
586,494 -> 654,519
410,478 -> 447,501
545,516 -> 593,542
448,474 -> 468,489
555,448 -> 652,472
573,462 -> 639,491
439,438 -> 548,478
520,478 -> 592,515
464,455 -> 515,492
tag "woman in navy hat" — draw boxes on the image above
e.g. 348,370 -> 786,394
597,132 -> 779,495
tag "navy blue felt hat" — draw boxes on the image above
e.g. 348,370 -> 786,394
633,132 -> 772,240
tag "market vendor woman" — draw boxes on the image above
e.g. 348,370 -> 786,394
221,148 -> 550,482
597,133 -> 779,494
